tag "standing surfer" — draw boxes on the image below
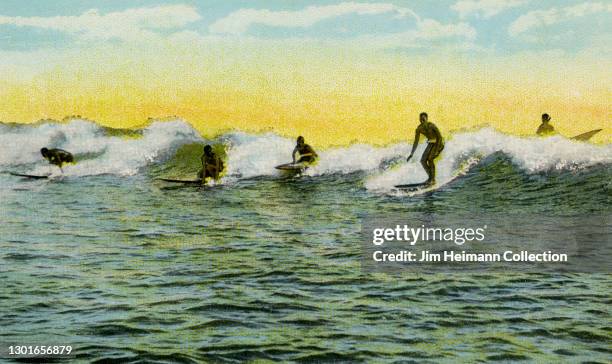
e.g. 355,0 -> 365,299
292,136 -> 318,165
198,145 -> 223,181
406,112 -> 444,185
41,147 -> 74,172
536,113 -> 555,136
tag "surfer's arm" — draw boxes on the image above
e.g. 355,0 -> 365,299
307,147 -> 318,158
407,130 -> 420,161
200,154 -> 207,179
292,147 -> 298,163
304,145 -> 317,158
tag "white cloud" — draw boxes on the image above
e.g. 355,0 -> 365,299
206,2 -> 475,50
354,19 -> 476,49
415,19 -> 476,40
207,2 -> 476,49
209,2 -> 420,34
452,0 -> 528,19
0,5 -> 201,41
509,2 -> 612,36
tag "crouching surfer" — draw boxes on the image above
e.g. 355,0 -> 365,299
292,136 -> 318,166
198,145 -> 224,182
41,147 -> 74,172
406,112 -> 444,186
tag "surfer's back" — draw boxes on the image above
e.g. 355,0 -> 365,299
536,123 -> 555,136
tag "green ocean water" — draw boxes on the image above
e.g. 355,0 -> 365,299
0,120 -> 610,363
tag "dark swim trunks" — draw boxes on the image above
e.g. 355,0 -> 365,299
297,155 -> 315,163
423,141 -> 444,160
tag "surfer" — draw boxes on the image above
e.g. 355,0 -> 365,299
536,113 -> 555,136
406,112 -> 444,185
198,145 -> 223,181
292,136 -> 318,164
41,147 -> 74,171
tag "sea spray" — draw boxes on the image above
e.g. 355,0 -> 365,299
365,128 -> 612,193
0,119 -> 202,177
1,121 -> 610,186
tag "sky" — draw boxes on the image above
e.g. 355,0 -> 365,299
0,0 -> 610,145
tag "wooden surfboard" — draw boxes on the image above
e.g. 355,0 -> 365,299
157,178 -> 202,185
275,163 -> 307,171
9,172 -> 50,179
571,129 -> 602,141
394,182 -> 431,191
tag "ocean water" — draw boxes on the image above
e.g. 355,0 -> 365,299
0,120 -> 610,363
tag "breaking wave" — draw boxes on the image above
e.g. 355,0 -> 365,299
1,120 -> 610,192
365,128 -> 612,193
0,119 -> 202,177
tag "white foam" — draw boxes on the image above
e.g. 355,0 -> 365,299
1,122 -> 609,186
365,128 -> 612,193
221,132 -> 294,180
306,143 -> 412,176
221,134 -> 412,181
0,119 -> 202,177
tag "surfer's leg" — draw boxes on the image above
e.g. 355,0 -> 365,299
428,159 -> 435,183
204,166 -> 218,181
427,142 -> 444,184
297,156 -> 313,164
422,143 -> 435,182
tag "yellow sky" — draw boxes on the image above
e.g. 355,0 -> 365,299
0,42 -> 609,146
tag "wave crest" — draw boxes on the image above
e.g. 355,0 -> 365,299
1,122 -> 609,187
365,128 -> 612,193
0,119 -> 202,176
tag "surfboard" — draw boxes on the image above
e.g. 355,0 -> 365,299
571,129 -> 602,141
157,178 -> 202,185
275,163 -> 307,171
394,182 -> 431,191
9,172 -> 50,179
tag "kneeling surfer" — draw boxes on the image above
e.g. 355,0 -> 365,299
41,147 -> 74,172
198,145 -> 223,181
292,136 -> 318,165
